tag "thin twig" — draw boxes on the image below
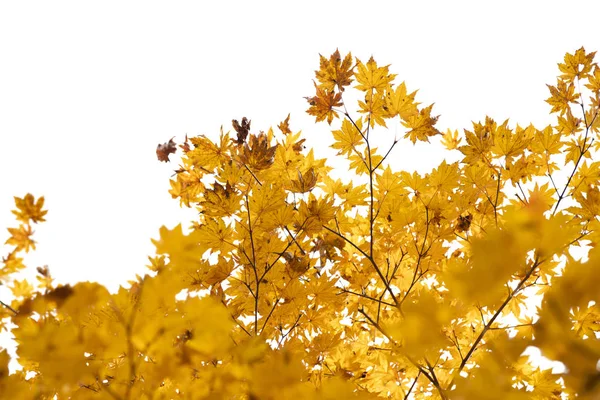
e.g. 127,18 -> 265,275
0,299 -> 17,315
404,371 -> 421,400
324,225 -> 399,306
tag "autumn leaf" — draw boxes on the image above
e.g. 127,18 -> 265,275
331,118 -> 364,156
289,167 -> 318,193
12,194 -> 47,224
402,104 -> 441,143
199,182 -> 241,217
383,81 -> 418,119
441,129 -> 461,150
6,47 -> 600,400
156,137 -> 177,162
558,46 -> 596,82
277,113 -> 292,135
240,132 -> 278,171
545,79 -> 578,115
306,82 -> 343,124
232,117 -> 251,144
354,56 -> 396,93
6,225 -> 36,253
315,49 -> 354,92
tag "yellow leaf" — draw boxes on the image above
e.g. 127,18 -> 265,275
12,194 -> 47,224
199,182 -> 242,217
402,104 -> 441,143
152,224 -> 205,267
5,225 -> 36,253
387,291 -> 452,360
545,80 -> 577,115
354,56 -> 395,93
188,130 -> 232,171
331,118 -> 364,156
384,81 -> 418,119
491,121 -> 534,159
441,128 -> 461,150
357,91 -> 388,127
315,49 -> 354,92
558,46 -> 596,82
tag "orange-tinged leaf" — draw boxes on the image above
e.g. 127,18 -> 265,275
240,132 -> 278,171
315,49 -> 354,92
278,113 -> 292,135
306,83 -> 343,124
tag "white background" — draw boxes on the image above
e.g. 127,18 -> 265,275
1,1 -> 599,292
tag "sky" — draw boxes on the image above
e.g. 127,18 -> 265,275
1,1 -> 600,293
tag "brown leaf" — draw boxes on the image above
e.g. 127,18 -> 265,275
292,138 -> 306,154
278,114 -> 292,135
46,285 -> 74,306
180,134 -> 191,153
232,117 -> 251,145
240,133 -> 277,171
156,137 -> 177,162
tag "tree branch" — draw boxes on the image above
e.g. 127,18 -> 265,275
324,225 -> 400,306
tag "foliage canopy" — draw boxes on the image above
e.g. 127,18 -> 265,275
2,47 -> 600,399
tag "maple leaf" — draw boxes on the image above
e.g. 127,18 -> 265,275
402,104 -> 441,143
289,168 -> 318,193
6,225 -> 36,253
458,118 -> 495,165
200,182 -> 241,217
180,134 -> 191,153
156,137 -> 177,162
427,160 -> 459,193
545,79 -> 578,115
491,121 -> 534,160
558,46 -> 596,82
152,223 -> 205,267
441,129 -> 461,150
354,56 -> 396,93
232,117 -> 251,144
331,118 -> 364,156
188,131 -> 233,171
305,82 -> 343,124
11,194 -> 47,224
383,81 -> 418,119
8,47 -> 600,400
358,91 -> 388,127
529,125 -> 563,155
277,113 -> 292,135
240,132 -> 278,171
0,250 -> 26,281
315,49 -> 354,92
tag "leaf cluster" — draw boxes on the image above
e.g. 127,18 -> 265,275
2,47 -> 600,399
